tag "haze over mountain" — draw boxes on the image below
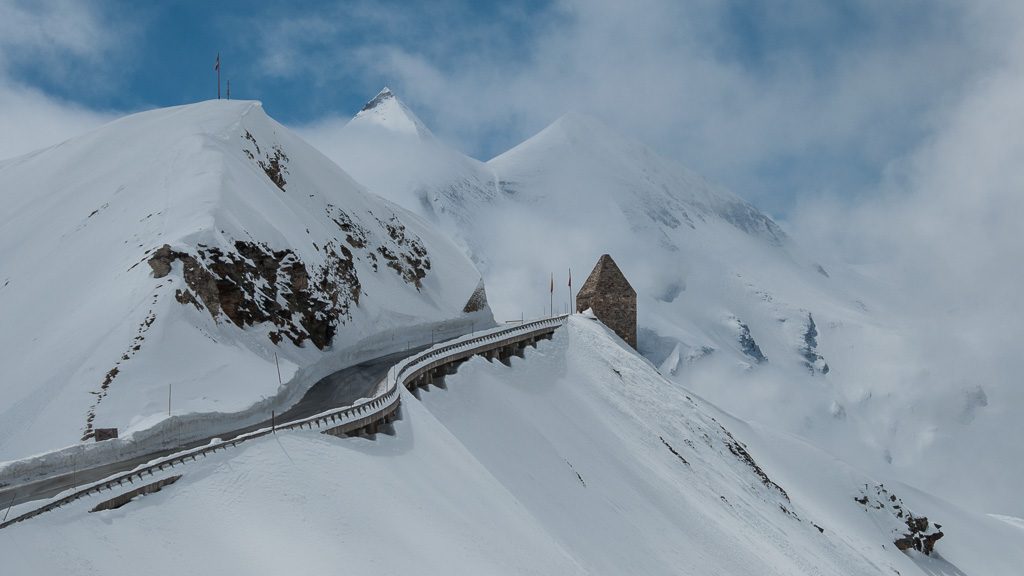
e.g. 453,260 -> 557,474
308,89 -> 1024,518
0,93 -> 1019,576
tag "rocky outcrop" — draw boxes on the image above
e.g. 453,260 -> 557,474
855,483 -> 944,556
801,313 -> 829,374
82,308 -> 157,440
735,318 -> 766,364
148,241 -> 359,350
242,130 -> 289,191
374,214 -> 430,289
716,421 -> 790,503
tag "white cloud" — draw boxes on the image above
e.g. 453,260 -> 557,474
0,83 -> 115,160
0,0 -> 123,160
275,1 -> 1001,217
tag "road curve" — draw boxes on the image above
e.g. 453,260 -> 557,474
0,348 -> 421,511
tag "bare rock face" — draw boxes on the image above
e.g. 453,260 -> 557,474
576,254 -> 637,349
242,130 -> 289,191
147,244 -> 176,278
855,483 -> 945,556
147,241 -> 359,349
800,313 -> 829,374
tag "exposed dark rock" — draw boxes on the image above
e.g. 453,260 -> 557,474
374,214 -> 431,289
855,483 -> 945,556
150,240 -> 361,350
717,423 -> 789,502
736,319 -> 767,363
801,313 -> 829,374
327,205 -> 369,249
174,288 -> 202,310
83,308 -> 157,440
360,87 -> 395,112
147,244 -> 179,278
659,436 -> 689,465
243,130 -> 289,191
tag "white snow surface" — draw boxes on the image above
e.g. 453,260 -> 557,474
310,89 -> 1024,518
302,90 -> 503,269
0,99 -> 491,464
2,317 -> 1019,575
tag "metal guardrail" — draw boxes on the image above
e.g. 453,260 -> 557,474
0,314 -> 569,529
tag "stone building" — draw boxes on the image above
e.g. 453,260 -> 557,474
576,254 -> 637,349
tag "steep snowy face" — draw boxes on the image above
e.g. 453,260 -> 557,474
491,112 -> 786,248
319,93 -> 1024,517
0,100 -> 489,461
351,87 -> 434,138
5,317 -> 1019,576
304,89 -> 502,267
482,113 -> 1024,518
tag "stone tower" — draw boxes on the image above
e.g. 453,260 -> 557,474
576,254 -> 637,348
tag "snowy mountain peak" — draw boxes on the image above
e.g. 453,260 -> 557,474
359,86 -> 395,111
351,87 -> 433,139
0,99 -> 489,458
489,111 -> 787,248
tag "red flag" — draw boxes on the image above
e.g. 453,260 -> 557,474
550,273 -> 554,294
214,53 -> 220,72
568,267 -> 572,288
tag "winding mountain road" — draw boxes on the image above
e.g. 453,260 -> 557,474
0,348 -> 421,512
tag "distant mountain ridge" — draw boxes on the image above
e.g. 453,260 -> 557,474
307,88 -> 1024,517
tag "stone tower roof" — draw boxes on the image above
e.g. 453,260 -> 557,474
577,254 -> 636,300
576,254 -> 637,348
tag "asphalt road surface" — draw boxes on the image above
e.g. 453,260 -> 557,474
0,347 -> 422,513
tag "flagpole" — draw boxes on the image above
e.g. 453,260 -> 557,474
216,52 -> 221,99
568,267 -> 573,314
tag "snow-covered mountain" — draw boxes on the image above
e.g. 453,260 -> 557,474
0,100 -> 491,462
313,89 -> 1024,518
3,318 -> 1019,575
305,88 -> 501,266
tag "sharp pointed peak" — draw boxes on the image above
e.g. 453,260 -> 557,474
351,87 -> 433,139
360,86 -> 397,112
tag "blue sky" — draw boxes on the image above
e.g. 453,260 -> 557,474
0,0 -> 1015,219
4,1 -> 552,126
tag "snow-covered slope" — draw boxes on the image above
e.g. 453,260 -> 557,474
314,90 -> 1024,518
304,88 -> 503,267
3,317 -> 1018,575
0,100 -> 492,463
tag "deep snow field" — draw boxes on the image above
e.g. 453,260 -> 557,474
1,317 -> 1020,575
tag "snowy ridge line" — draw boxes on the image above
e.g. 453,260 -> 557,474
0,315 -> 568,530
